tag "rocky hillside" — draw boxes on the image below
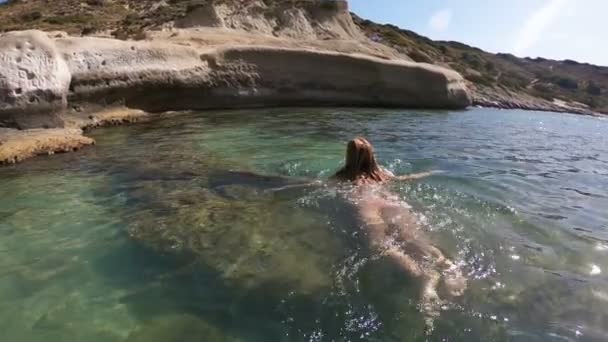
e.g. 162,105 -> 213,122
0,0 -> 361,40
354,15 -> 608,114
1,0 -> 606,114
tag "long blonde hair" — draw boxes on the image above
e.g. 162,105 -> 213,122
333,138 -> 393,184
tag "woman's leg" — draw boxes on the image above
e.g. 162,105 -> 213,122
382,247 -> 423,277
420,269 -> 443,333
383,247 -> 442,333
358,199 -> 464,332
383,205 -> 467,298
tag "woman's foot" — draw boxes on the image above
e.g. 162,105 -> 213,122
442,265 -> 467,297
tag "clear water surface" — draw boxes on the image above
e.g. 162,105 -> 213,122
0,108 -> 607,341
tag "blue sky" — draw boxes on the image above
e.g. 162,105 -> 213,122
350,0 -> 608,66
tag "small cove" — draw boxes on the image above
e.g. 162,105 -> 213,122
0,108 -> 607,341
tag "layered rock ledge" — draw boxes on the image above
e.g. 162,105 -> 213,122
0,127 -> 94,165
0,107 -> 147,165
0,29 -> 471,164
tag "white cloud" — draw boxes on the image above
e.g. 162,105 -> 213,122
513,0 -> 567,56
429,9 -> 452,32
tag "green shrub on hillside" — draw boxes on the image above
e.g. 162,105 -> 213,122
461,52 -> 483,69
465,72 -> 495,86
20,11 -> 42,21
553,77 -> 578,90
44,15 -> 93,25
484,61 -> 496,72
408,49 -> 433,63
586,81 -> 601,95
500,72 -> 529,89
380,29 -> 410,47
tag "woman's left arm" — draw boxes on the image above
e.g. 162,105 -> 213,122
394,170 -> 443,181
265,179 -> 323,193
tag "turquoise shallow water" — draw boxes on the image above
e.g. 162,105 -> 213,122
0,108 -> 607,341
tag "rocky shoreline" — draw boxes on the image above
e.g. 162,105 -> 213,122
472,86 -> 600,116
0,0 -> 600,166
0,107 -> 148,165
0,128 -> 93,165
473,100 -> 598,117
0,26 -> 470,164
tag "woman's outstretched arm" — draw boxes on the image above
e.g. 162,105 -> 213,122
265,179 -> 323,193
394,170 -> 443,181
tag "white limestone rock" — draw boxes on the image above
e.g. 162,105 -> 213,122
0,30 -> 71,128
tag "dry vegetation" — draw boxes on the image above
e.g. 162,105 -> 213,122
0,0 -> 339,37
0,0 -> 207,38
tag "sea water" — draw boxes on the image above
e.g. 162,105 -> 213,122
0,108 -> 607,341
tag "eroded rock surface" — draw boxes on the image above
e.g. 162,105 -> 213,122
0,28 -> 470,131
0,30 -> 71,129
0,128 -> 94,164
57,38 -> 470,112
0,106 -> 146,164
175,0 -> 363,41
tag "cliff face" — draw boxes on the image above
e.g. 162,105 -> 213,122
0,30 -> 470,130
175,0 -> 363,41
0,0 -> 364,41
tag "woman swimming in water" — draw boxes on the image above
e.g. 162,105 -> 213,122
256,137 -> 465,330
332,137 -> 466,331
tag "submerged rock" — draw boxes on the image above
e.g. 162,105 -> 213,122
125,314 -> 233,342
128,182 -> 344,295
